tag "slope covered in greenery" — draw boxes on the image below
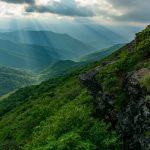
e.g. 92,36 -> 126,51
0,60 -> 86,97
0,69 -> 121,150
0,66 -> 36,96
39,60 -> 86,80
0,26 -> 150,150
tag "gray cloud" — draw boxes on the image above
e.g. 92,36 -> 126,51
1,0 -> 35,4
25,0 -> 150,23
25,0 -> 94,17
1,0 -> 150,24
107,0 -> 150,23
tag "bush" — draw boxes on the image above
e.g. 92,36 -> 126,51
136,39 -> 150,59
141,74 -> 150,93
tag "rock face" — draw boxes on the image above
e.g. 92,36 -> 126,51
80,68 -> 150,150
118,74 -> 150,150
80,69 -> 101,99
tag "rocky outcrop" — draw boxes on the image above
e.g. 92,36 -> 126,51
80,69 -> 101,99
118,74 -> 150,150
80,68 -> 150,150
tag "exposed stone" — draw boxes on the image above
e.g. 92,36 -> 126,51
80,69 -> 101,99
117,74 -> 150,150
130,68 -> 150,81
80,68 -> 150,150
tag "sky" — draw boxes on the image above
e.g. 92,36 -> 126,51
0,0 -> 149,42
0,0 -> 149,25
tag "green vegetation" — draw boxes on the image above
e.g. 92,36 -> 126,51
0,26 -> 150,150
94,26 -> 150,110
145,96 -> 150,108
39,60 -> 86,80
0,60 -> 86,97
0,72 -> 121,150
141,74 -> 150,93
0,66 -> 36,96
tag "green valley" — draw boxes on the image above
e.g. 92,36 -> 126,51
0,37 -> 123,97
0,66 -> 36,96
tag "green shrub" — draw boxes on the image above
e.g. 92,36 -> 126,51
141,74 -> 150,93
136,39 -> 150,59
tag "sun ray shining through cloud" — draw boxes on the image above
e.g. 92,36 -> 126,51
0,0 -> 148,25
0,0 -> 148,45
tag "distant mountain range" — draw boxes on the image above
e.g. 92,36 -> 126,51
80,44 -> 125,62
40,24 -> 134,49
0,30 -> 124,96
0,43 -> 123,96
0,31 -> 97,71
0,39 -> 61,71
0,31 -> 95,52
66,25 -> 127,49
0,43 -> 123,97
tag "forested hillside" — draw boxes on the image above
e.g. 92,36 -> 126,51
0,66 -> 35,96
0,26 -> 150,150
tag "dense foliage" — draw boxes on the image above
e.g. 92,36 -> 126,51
0,72 -> 121,150
0,66 -> 35,96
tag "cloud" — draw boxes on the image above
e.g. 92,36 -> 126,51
1,0 -> 35,4
106,0 -> 150,23
1,0 -> 149,24
25,0 -> 94,17
0,1 -> 25,17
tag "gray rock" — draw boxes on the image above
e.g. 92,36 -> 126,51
80,68 -> 150,150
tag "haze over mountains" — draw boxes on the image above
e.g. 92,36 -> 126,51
0,31 -> 97,71
0,29 -> 128,96
0,28 -> 130,72
0,22 -> 142,49
81,44 -> 125,62
0,26 -> 141,97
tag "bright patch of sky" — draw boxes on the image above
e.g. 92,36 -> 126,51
0,0 -> 149,26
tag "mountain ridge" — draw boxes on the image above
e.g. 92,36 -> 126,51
0,30 -> 96,55
80,43 -> 125,62
0,30 -> 98,71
